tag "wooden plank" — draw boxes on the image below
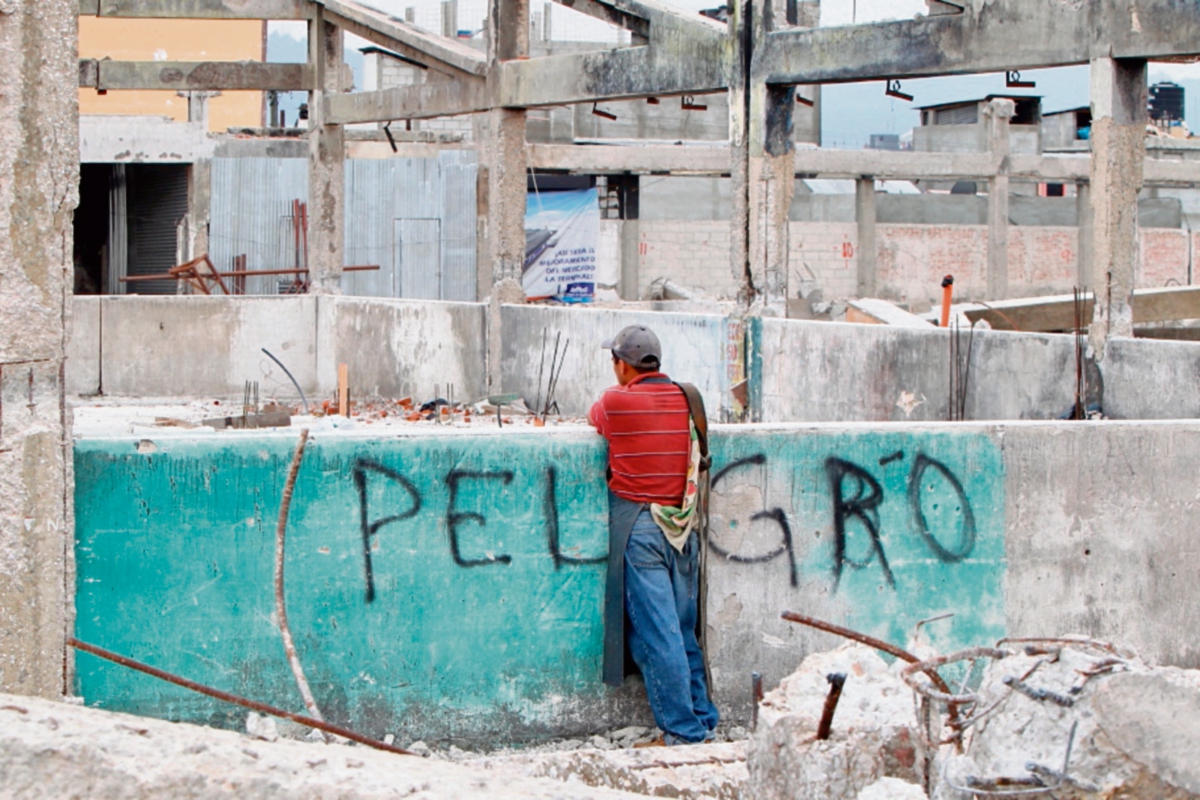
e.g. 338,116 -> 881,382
337,363 -> 349,417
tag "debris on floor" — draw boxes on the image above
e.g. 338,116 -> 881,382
71,397 -> 589,438
747,642 -> 927,800
746,624 -> 1200,800
0,692 -> 650,800
468,740 -> 747,800
933,639 -> 1200,799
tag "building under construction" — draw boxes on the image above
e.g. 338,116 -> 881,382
5,0 -> 1200,797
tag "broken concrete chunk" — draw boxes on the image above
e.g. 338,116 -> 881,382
245,711 -> 279,742
857,776 -> 928,800
933,644 -> 1200,799
748,643 -> 927,800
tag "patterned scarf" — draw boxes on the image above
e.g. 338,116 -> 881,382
650,419 -> 702,553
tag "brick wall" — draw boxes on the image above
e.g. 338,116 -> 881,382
378,59 -> 474,141
1139,228 -> 1190,287
790,222 -> 859,299
637,221 -> 735,298
631,221 -> 1194,304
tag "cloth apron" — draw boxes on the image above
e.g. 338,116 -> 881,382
602,491 -> 645,687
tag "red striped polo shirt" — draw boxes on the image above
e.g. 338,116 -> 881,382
588,373 -> 690,506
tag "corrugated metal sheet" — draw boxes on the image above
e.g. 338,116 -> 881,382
107,164 -> 127,296
210,153 -> 477,299
438,150 -> 478,301
126,164 -> 189,295
210,158 -> 308,296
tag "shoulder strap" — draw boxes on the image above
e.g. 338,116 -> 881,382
673,382 -> 711,472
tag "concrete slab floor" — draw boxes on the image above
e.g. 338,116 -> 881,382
70,397 -> 591,439
2,692 -> 733,800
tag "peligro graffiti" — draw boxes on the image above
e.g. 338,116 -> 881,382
354,459 -> 606,602
705,445 -> 984,594
351,448 -> 978,598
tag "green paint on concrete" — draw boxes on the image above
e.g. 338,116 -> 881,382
708,429 -> 1006,656
74,434 -> 610,740
74,426 -> 1006,740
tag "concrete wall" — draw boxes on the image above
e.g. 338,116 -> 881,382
499,304 -> 740,420
757,318 -> 1079,423
67,296 -> 487,403
757,318 -> 1200,423
73,420 -> 1200,741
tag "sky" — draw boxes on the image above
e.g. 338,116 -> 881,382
268,0 -> 1200,145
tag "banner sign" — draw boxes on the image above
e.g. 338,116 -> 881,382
523,188 -> 599,303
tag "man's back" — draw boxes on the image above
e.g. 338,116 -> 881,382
589,373 -> 690,506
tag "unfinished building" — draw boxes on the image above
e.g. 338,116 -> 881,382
6,0 -> 1200,797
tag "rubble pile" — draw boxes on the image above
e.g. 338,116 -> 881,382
747,643 -> 928,800
934,640 -> 1200,799
470,741 -> 747,799
747,633 -> 1200,800
0,692 -> 648,800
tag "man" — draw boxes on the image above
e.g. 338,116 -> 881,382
589,324 -> 719,745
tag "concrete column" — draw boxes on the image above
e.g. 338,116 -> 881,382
855,176 -> 876,297
307,11 -> 345,294
441,0 -> 458,38
1076,181 -> 1093,290
1088,57 -> 1147,357
728,0 -> 752,308
480,0 -> 529,389
747,82 -> 795,315
984,98 -> 1014,301
178,90 -> 220,126
187,159 -> 212,263
731,0 -> 793,314
0,0 -> 77,698
620,219 -> 640,300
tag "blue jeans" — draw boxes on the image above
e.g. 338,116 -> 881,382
624,510 -> 720,744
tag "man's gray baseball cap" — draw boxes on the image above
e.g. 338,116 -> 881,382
602,325 -> 662,368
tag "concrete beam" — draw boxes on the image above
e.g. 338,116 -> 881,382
526,143 -> 730,173
80,59 -> 313,91
322,0 -> 488,78
757,0 -> 1200,85
552,0 -> 650,41
497,44 -> 725,107
80,0 -> 310,18
326,79 -> 488,123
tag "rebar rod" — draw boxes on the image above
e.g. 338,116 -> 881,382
275,429 -> 324,727
66,637 -> 412,756
815,672 -> 846,740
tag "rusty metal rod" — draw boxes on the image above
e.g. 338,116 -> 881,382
815,672 -> 846,740
275,429 -> 324,727
120,265 -> 379,283
782,611 -> 922,664
66,637 -> 413,756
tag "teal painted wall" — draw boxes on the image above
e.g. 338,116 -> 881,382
74,434 -> 611,740
74,426 -> 1005,740
706,430 -> 1006,664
